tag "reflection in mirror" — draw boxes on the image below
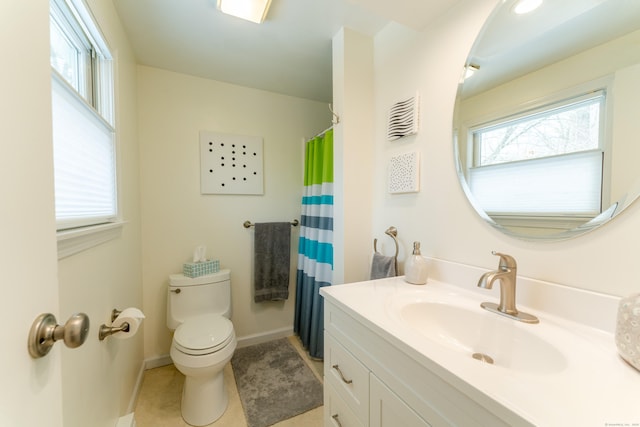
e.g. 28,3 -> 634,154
453,0 -> 640,240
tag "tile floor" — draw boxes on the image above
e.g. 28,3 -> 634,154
134,336 -> 324,427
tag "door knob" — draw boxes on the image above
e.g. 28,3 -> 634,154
28,312 -> 90,358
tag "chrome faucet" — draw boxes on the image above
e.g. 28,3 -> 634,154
477,251 -> 539,324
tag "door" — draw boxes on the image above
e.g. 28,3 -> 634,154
0,1 -> 63,426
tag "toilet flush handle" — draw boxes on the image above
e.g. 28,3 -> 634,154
170,288 -> 181,294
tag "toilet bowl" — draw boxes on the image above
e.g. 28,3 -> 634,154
170,314 -> 237,426
167,270 -> 236,426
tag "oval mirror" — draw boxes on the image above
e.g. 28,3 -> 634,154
453,0 -> 640,240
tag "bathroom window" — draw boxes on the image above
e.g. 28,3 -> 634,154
468,91 -> 606,218
50,0 -> 117,232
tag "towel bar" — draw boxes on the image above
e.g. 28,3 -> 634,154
243,219 -> 299,228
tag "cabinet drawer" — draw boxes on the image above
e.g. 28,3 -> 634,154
325,382 -> 364,427
325,332 -> 370,422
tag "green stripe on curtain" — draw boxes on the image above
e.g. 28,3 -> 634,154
305,130 -> 333,186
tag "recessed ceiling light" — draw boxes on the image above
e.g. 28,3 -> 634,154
217,0 -> 272,24
512,0 -> 543,15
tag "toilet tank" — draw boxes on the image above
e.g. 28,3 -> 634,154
167,269 -> 231,330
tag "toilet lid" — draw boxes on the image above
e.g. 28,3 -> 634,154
174,314 -> 234,356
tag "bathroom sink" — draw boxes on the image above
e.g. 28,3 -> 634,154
398,302 -> 567,374
322,276 -> 640,426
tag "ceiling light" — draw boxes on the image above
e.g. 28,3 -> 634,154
512,0 -> 543,15
217,0 -> 272,24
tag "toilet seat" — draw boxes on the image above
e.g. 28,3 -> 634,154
173,314 -> 234,356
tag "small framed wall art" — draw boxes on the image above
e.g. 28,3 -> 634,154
388,151 -> 420,194
200,131 -> 264,195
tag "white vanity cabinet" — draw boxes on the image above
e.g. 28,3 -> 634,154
324,331 -> 428,427
369,375 -> 430,427
323,298 -> 531,427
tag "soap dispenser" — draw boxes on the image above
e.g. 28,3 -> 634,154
404,241 -> 429,285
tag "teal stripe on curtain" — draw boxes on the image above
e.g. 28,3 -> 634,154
303,195 -> 334,205
295,129 -> 334,359
296,238 -> 333,265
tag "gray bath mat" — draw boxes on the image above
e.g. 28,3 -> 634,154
231,338 -> 323,427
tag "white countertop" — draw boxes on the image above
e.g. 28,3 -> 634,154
321,274 -> 640,426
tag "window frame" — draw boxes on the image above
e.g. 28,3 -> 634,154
463,77 -> 614,224
50,0 -> 93,102
471,90 -> 606,168
50,0 -> 122,258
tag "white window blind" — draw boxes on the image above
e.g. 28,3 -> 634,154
469,150 -> 603,216
52,74 -> 117,230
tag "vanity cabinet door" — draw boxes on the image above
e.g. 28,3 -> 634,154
370,374 -> 431,427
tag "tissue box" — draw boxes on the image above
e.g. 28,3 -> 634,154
183,259 -> 220,278
615,293 -> 640,372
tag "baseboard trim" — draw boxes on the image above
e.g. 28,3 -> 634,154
123,360 -> 145,419
144,354 -> 173,370
236,326 -> 294,349
115,413 -> 136,427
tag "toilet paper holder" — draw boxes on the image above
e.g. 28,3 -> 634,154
110,308 -> 123,322
98,309 -> 129,341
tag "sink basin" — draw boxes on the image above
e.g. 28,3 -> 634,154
398,302 -> 567,374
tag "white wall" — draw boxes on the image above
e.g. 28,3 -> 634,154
332,28 -> 375,284
56,0 -> 144,426
137,66 -> 331,360
368,0 -> 640,298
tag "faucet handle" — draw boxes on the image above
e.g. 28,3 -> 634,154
491,251 -> 517,269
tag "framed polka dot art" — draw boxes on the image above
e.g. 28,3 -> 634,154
200,131 -> 264,195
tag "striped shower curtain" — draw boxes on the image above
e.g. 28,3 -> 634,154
294,129 -> 333,359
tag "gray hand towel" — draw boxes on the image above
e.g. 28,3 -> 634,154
370,252 -> 396,280
254,222 -> 291,302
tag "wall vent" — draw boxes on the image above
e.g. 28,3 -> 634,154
387,94 -> 419,141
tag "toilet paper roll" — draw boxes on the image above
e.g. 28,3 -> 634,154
112,307 -> 145,339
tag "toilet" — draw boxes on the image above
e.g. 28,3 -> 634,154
167,269 -> 237,426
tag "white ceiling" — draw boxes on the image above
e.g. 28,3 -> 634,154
462,0 -> 640,98
112,0 -> 460,103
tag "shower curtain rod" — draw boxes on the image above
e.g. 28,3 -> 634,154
310,125 -> 333,140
